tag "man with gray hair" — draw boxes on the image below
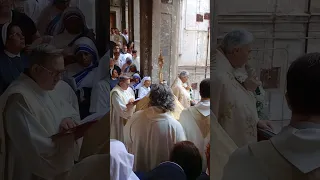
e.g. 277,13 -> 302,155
171,70 -> 193,108
0,44 -> 81,180
124,83 -> 186,172
212,29 -> 272,179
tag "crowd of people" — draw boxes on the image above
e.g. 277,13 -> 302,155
110,26 -> 211,179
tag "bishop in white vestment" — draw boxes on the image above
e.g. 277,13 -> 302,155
179,78 -> 210,171
0,44 -> 80,180
212,30 -> 273,147
171,71 -> 192,108
110,75 -> 135,142
222,53 -> 320,180
124,84 -> 186,172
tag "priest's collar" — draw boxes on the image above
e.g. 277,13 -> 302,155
4,50 -> 21,58
195,100 -> 210,117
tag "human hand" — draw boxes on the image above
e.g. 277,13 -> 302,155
59,118 -> 78,132
257,120 -> 273,132
244,78 -> 260,92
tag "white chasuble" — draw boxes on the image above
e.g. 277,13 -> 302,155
124,106 -> 186,172
0,74 -> 80,180
212,49 -> 259,147
110,85 -> 135,142
171,77 -> 191,108
179,100 -> 210,171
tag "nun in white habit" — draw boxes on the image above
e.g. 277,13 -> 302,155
136,76 -> 151,99
89,50 -> 111,114
64,36 -> 99,90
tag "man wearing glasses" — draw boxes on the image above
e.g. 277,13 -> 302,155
0,44 -> 81,180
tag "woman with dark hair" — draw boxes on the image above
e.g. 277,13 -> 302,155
0,23 -> 29,94
124,83 -> 186,172
170,141 -> 203,180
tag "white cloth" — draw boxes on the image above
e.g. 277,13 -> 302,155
222,123 -> 320,180
210,111 -> 237,180
179,100 -> 210,171
89,79 -> 110,114
110,140 -> 140,180
110,85 -> 135,142
23,0 -> 49,24
37,4 -> 63,36
136,77 -> 151,99
124,106 -> 187,172
64,63 -> 96,89
120,53 -> 132,68
55,80 -> 79,112
212,49 -> 259,147
171,77 -> 191,108
137,86 -> 150,99
89,51 -> 110,113
0,74 -> 80,180
51,31 -> 80,49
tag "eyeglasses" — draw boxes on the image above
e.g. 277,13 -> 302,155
39,65 -> 66,78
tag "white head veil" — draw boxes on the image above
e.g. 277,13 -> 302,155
135,76 -> 151,90
110,140 -> 139,180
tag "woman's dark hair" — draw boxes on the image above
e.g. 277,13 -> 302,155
149,84 -> 175,112
199,78 -> 210,99
170,141 -> 202,180
287,52 -> 320,115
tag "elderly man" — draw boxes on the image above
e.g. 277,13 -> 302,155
222,53 -> 320,180
124,84 -> 186,172
179,78 -> 210,171
171,71 -> 193,108
0,44 -> 80,180
110,75 -> 135,142
212,29 -> 272,148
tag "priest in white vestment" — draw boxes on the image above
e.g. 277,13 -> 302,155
110,75 -> 135,142
212,29 -> 272,147
0,44 -> 80,180
124,83 -> 187,172
179,78 -> 210,172
222,53 -> 320,180
171,71 -> 192,108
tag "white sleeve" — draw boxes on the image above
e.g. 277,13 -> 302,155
111,92 -> 133,119
137,87 -> 144,98
90,81 -> 110,113
5,94 -> 75,179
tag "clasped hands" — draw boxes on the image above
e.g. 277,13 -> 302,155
126,98 -> 135,108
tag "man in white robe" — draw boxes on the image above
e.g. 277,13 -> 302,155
222,53 -> 320,180
124,84 -> 187,172
110,75 -> 135,142
171,71 -> 192,108
179,78 -> 210,171
212,29 -> 272,147
0,44 -> 80,180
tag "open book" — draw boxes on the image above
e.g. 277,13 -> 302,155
51,113 -> 106,139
